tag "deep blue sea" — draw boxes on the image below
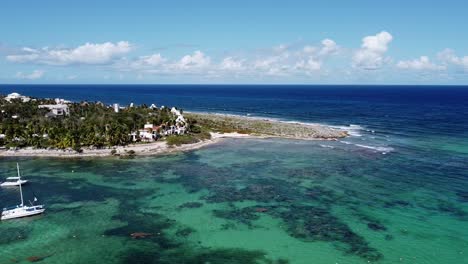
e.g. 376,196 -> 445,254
1,85 -> 467,264
2,85 -> 468,132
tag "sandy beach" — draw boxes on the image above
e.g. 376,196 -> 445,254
0,132 -> 259,158
0,111 -> 348,158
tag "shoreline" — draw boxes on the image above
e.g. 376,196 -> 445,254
0,131 -> 340,158
0,133 -> 260,158
0,112 -> 348,158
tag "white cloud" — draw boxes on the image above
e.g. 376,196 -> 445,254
127,53 -> 167,70
273,44 -> 288,53
303,45 -> 317,54
15,70 -> 44,80
220,57 -> 244,71
397,56 -> 445,71
175,50 -> 210,69
7,53 -> 39,63
135,53 -> 166,66
438,49 -> 468,70
7,41 -> 132,65
253,56 -> 291,76
353,31 -> 393,70
295,58 -> 321,73
319,39 -> 339,56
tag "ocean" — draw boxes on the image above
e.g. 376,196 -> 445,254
0,85 -> 467,264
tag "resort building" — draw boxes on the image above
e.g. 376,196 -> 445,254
54,98 -> 71,104
130,123 -> 161,142
5,93 -> 31,103
38,104 -> 70,117
113,103 -> 120,113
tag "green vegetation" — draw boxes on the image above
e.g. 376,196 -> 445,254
165,124 -> 212,146
186,112 -> 348,139
0,95 -> 194,150
166,135 -> 199,146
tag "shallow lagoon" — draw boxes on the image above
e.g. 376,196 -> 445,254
0,138 -> 467,264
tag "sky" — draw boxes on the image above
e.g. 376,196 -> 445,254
0,0 -> 467,84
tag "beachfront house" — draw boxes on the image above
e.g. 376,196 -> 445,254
130,123 -> 161,142
5,93 -> 31,103
39,104 -> 70,117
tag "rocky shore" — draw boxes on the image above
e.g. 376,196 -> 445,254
186,112 -> 348,140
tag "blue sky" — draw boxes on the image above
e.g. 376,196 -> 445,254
1,0 -> 467,84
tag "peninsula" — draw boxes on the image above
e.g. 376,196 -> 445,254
0,93 -> 347,157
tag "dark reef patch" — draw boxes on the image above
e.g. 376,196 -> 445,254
178,202 -> 203,209
436,200 -> 467,219
175,227 -> 195,237
104,204 -> 179,250
268,205 -> 383,261
367,222 -> 387,231
384,200 -> 411,208
455,190 -> 468,203
121,247 -> 284,264
0,227 -> 31,245
212,207 -> 261,227
158,155 -> 384,261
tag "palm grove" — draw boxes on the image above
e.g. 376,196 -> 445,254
0,96 -> 200,151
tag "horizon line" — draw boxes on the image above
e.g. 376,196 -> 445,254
1,83 -> 468,87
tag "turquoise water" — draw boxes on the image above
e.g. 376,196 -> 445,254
1,137 -> 467,263
1,85 -> 467,263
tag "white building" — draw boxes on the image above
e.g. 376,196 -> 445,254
39,104 -> 70,117
54,98 -> 71,104
113,103 -> 120,113
5,93 -> 31,103
171,107 -> 186,124
130,123 -> 161,142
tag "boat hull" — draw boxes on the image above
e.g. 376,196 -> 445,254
0,180 -> 28,187
1,207 -> 45,220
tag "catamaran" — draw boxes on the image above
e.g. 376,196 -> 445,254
1,163 -> 45,221
0,176 -> 28,187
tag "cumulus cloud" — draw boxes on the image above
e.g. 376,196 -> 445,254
353,31 -> 393,70
253,56 -> 291,76
295,58 -> 321,73
136,53 -> 166,66
7,41 -> 132,65
319,39 -> 339,56
220,57 -> 244,71
15,70 -> 44,79
397,56 -> 445,71
175,50 -> 210,69
438,49 -> 468,70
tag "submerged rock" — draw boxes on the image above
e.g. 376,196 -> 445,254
178,202 -> 203,209
130,232 -> 153,239
367,222 -> 387,231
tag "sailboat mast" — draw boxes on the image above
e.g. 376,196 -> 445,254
17,163 -> 24,206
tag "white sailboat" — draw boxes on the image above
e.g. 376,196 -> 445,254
0,176 -> 28,187
1,163 -> 45,221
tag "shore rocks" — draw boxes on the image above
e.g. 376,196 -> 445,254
186,113 -> 348,140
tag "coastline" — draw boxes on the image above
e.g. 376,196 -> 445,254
0,113 -> 348,158
0,133 -> 258,158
